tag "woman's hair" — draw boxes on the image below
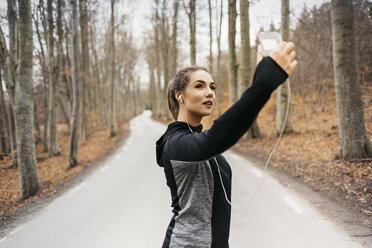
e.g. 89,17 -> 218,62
167,66 -> 209,120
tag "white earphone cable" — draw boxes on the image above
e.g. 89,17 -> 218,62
214,157 -> 232,205
181,99 -> 194,134
251,79 -> 291,199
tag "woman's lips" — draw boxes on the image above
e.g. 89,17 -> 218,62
202,100 -> 213,108
203,100 -> 213,106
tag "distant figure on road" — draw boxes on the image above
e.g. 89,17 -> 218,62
156,42 -> 297,248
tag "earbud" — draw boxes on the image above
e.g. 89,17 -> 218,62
179,95 -> 184,104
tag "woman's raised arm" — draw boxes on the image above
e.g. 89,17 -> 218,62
166,43 -> 297,162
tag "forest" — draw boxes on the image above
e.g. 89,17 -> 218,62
0,0 -> 371,233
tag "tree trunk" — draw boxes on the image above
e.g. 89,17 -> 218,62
183,0 -> 196,65
89,25 -> 101,125
34,100 -> 42,144
161,3 -> 172,120
190,0 -> 196,65
149,64 -> 156,112
47,0 -> 61,156
170,1 -> 179,78
33,0 -> 49,152
60,24 -> 72,130
80,0 -> 90,140
6,0 -> 18,166
69,0 -> 80,167
42,72 -> 49,152
7,0 -> 17,101
331,0 -> 372,159
109,0 -> 117,137
240,0 -> 260,138
239,0 -> 251,97
64,19 -> 72,105
228,0 -> 238,105
8,105 -> 17,165
208,0 -> 213,73
277,0 -> 293,135
0,72 -> 9,155
154,2 -> 163,118
56,0 -> 66,132
215,0 -> 223,114
16,0 -> 40,199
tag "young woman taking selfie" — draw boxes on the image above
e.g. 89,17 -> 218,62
156,42 -> 297,248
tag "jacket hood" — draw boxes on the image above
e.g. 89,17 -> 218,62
156,121 -> 203,167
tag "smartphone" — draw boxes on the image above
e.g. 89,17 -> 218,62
258,32 -> 283,56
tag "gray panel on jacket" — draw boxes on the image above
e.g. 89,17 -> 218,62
169,159 -> 214,248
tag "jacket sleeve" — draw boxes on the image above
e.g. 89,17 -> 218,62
166,56 -> 288,162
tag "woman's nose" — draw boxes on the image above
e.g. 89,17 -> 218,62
205,88 -> 215,98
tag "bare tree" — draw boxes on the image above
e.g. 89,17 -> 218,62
6,0 -> 18,166
238,0 -> 250,96
80,0 -> 90,140
148,58 -> 156,113
109,0 -> 117,137
228,0 -> 238,105
16,0 -> 40,199
160,1 -> 173,120
33,100 -> 42,144
89,22 -> 101,124
183,0 -> 196,65
170,0 -> 179,78
215,0 -> 223,113
47,0 -> 61,156
208,0 -> 213,72
331,0 -> 372,160
33,0 -> 49,152
154,0 -> 163,118
160,2 -> 170,108
69,0 -> 81,167
240,0 -> 260,138
0,72 -> 9,156
277,0 -> 293,134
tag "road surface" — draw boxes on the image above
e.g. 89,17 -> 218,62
0,110 -> 366,247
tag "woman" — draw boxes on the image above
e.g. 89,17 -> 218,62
156,42 -> 297,248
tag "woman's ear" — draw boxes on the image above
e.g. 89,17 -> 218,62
175,91 -> 183,104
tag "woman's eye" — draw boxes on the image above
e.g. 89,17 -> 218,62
210,86 -> 216,91
196,84 -> 203,88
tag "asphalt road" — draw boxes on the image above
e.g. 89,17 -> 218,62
0,110 -> 366,247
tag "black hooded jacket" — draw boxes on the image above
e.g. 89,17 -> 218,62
156,57 -> 288,248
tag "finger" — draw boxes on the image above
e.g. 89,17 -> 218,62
288,50 -> 296,62
278,41 -> 287,50
289,59 -> 298,73
284,42 -> 295,54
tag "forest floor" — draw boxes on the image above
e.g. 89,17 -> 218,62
0,122 -> 130,224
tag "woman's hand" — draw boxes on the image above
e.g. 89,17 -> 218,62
269,41 -> 298,76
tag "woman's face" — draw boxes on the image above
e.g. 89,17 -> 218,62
182,70 -> 216,118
